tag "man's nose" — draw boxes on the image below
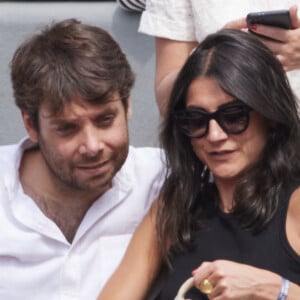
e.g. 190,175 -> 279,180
78,126 -> 104,156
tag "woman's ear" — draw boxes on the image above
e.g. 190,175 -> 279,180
21,111 -> 38,143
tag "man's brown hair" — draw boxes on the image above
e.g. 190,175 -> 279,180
11,18 -> 135,128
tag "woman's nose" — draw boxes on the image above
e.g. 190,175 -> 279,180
206,119 -> 228,142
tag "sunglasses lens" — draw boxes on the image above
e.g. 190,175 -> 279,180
220,106 -> 250,134
176,111 -> 208,138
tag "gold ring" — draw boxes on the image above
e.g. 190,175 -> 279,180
199,278 -> 213,294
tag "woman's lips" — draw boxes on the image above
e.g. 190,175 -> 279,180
209,150 -> 235,160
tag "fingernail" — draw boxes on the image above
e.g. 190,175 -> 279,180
250,24 -> 257,31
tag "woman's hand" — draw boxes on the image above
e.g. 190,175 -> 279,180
224,6 -> 300,72
192,260 -> 281,299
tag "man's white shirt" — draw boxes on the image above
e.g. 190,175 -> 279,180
0,138 -> 166,300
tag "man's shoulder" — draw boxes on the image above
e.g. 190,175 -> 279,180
119,146 -> 166,182
115,146 -> 166,207
0,138 -> 31,174
127,145 -> 165,167
0,143 -> 21,194
0,143 -> 19,162
128,145 -> 163,155
0,143 -> 19,151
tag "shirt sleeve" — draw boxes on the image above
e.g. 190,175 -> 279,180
138,0 -> 197,41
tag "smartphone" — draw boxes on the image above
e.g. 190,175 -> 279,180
246,9 -> 292,30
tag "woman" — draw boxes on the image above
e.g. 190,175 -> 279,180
98,29 -> 300,299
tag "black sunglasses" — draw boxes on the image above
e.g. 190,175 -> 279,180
173,102 -> 253,139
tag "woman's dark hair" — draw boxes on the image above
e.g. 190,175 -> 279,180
10,18 -> 135,129
158,29 -> 300,264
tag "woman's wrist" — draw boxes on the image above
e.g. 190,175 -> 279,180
278,278 -> 290,300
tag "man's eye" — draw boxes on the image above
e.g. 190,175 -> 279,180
56,124 -> 77,134
96,114 -> 115,127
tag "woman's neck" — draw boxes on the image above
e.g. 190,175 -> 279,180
214,178 -> 237,213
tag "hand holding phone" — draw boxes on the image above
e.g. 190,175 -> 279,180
246,9 -> 292,31
246,8 -> 300,72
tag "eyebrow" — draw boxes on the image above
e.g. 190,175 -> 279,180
51,110 -> 113,125
48,101 -> 121,124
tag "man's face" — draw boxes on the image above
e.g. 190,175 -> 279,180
27,92 -> 130,197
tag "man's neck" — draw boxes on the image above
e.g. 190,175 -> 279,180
19,148 -> 102,243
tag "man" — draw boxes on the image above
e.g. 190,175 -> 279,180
0,19 -> 165,299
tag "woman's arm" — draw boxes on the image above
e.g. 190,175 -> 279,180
97,202 -> 161,300
191,260 -> 300,299
155,37 -> 197,116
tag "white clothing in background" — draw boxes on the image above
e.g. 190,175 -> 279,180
139,0 -> 300,101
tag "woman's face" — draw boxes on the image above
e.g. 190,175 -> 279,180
186,77 -> 270,184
